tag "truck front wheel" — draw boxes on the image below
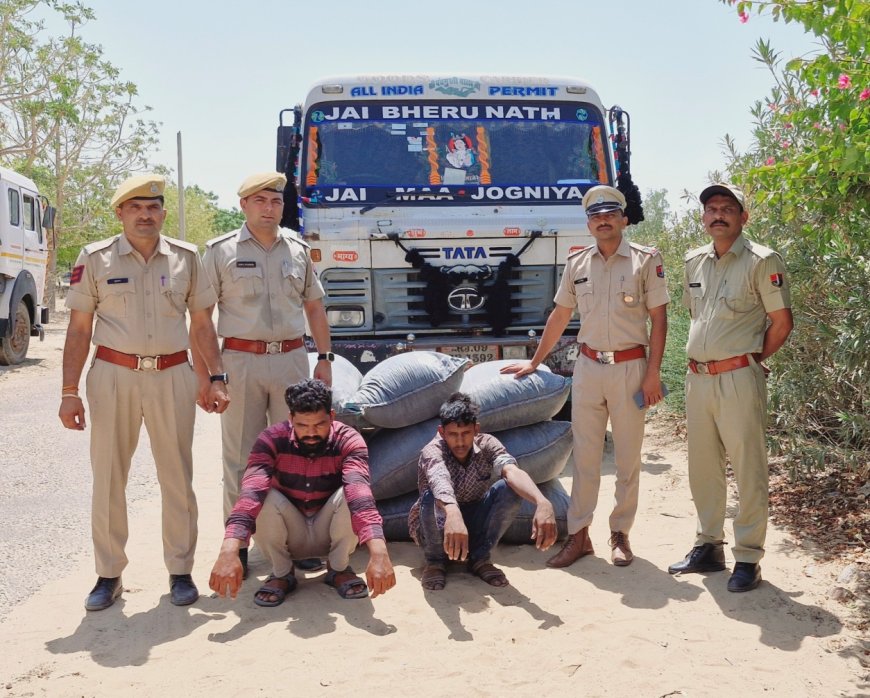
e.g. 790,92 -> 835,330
0,300 -> 31,365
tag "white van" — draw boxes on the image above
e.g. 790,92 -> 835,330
0,166 -> 55,365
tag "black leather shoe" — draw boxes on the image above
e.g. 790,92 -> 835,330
668,542 -> 726,574
727,562 -> 761,592
239,548 -> 249,580
169,574 -> 199,606
85,576 -> 122,611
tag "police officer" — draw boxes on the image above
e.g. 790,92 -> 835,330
503,185 -> 669,567
192,172 -> 332,575
668,183 -> 792,592
59,174 -> 230,611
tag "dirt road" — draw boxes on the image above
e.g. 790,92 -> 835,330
0,310 -> 866,696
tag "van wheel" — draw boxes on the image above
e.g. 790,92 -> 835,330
0,300 -> 31,365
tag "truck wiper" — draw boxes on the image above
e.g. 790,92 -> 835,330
359,191 -> 398,214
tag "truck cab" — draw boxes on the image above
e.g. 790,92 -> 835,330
0,166 -> 54,365
277,75 -> 638,374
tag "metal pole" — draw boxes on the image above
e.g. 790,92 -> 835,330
177,131 -> 186,241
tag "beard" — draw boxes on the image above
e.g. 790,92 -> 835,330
298,436 -> 328,455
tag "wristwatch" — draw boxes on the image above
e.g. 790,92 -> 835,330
209,372 -> 229,384
316,352 -> 335,362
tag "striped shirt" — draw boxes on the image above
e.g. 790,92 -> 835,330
224,420 -> 384,545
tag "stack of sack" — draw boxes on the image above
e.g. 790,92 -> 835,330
311,351 -> 573,545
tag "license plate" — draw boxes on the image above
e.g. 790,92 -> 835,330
439,344 -> 500,364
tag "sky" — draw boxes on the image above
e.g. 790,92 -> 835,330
56,0 -> 821,213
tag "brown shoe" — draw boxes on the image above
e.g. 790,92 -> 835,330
609,531 -> 633,566
546,527 -> 594,568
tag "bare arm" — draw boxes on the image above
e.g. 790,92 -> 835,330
500,303 -> 574,378
304,298 -> 333,386
189,307 -> 229,413
758,308 -> 793,362
58,310 -> 94,430
502,464 -> 557,550
363,537 -> 396,598
189,304 -> 216,410
641,303 -> 668,406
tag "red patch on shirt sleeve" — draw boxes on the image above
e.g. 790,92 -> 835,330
70,265 -> 84,285
656,264 -> 665,278
770,273 -> 783,287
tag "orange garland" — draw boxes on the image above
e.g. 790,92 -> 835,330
476,126 -> 491,184
306,126 -> 319,186
426,127 -> 441,184
591,125 -> 610,185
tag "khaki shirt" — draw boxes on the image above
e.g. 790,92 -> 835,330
203,225 -> 325,341
683,234 -> 790,362
65,234 -> 217,355
554,237 -> 670,351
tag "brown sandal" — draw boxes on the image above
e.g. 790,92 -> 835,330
421,563 -> 447,591
469,560 -> 509,587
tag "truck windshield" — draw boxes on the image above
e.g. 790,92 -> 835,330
302,100 -> 609,204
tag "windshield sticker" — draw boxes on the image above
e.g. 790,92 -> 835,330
429,78 -> 480,97
488,86 -> 559,97
315,185 -> 586,204
351,84 -> 425,97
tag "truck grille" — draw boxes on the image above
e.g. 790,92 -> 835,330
321,265 -> 559,335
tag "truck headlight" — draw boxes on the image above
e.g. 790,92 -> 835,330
327,307 -> 364,327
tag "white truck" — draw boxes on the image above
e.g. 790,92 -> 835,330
276,75 -> 642,375
0,166 -> 55,365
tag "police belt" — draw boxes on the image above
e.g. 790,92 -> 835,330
580,343 -> 646,365
95,345 -> 190,371
223,337 -> 304,355
688,354 -> 751,375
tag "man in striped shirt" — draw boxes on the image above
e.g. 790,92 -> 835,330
208,379 -> 395,606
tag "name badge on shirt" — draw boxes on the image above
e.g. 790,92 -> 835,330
573,277 -> 588,285
236,260 -> 256,268
107,277 -> 129,285
689,282 -> 702,288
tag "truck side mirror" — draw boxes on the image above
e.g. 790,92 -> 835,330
42,205 -> 56,231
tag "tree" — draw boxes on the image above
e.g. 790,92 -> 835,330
722,0 -> 869,473
0,0 -> 158,306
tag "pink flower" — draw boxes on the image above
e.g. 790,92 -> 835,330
860,88 -> 870,101
784,122 -> 794,129
837,74 -> 852,89
810,89 -> 819,97
765,157 -> 776,165
780,140 -> 791,148
813,122 -> 821,129
738,11 -> 749,23
767,102 -> 778,112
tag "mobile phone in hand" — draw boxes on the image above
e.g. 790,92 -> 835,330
634,383 -> 669,409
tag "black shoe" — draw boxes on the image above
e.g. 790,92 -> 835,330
295,557 -> 325,572
239,547 -> 249,580
169,574 -> 199,606
727,562 -> 761,592
85,576 -> 122,611
668,542 -> 727,574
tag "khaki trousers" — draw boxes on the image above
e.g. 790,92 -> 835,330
253,488 -> 358,577
219,347 -> 309,520
685,361 -> 769,563
86,359 -> 198,578
567,355 -> 647,534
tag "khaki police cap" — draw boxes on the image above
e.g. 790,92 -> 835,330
699,183 -> 745,209
582,185 -> 626,215
238,172 -> 287,198
111,174 -> 166,208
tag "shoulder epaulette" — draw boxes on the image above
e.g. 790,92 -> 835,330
744,238 -> 777,259
685,245 -> 708,261
280,227 -> 310,249
164,236 -> 200,254
205,229 -> 241,248
81,235 -> 120,254
631,243 -> 658,255
567,246 -> 588,259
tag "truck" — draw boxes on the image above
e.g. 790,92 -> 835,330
0,166 -> 55,365
276,75 -> 642,375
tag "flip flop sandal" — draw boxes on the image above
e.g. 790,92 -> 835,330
324,566 -> 369,599
253,573 -> 298,607
469,560 -> 509,587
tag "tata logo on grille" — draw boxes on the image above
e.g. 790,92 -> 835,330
333,250 -> 359,262
448,287 -> 485,311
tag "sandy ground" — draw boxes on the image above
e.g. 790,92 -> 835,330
0,311 -> 867,697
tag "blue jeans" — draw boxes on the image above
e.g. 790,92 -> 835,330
418,479 -> 522,565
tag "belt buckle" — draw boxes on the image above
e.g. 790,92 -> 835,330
136,355 -> 159,371
694,361 -> 710,375
596,351 -> 615,365
265,341 -> 282,354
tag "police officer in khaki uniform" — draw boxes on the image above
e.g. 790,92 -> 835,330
503,185 -> 669,567
59,174 -> 230,611
191,172 -> 332,575
668,183 -> 792,592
